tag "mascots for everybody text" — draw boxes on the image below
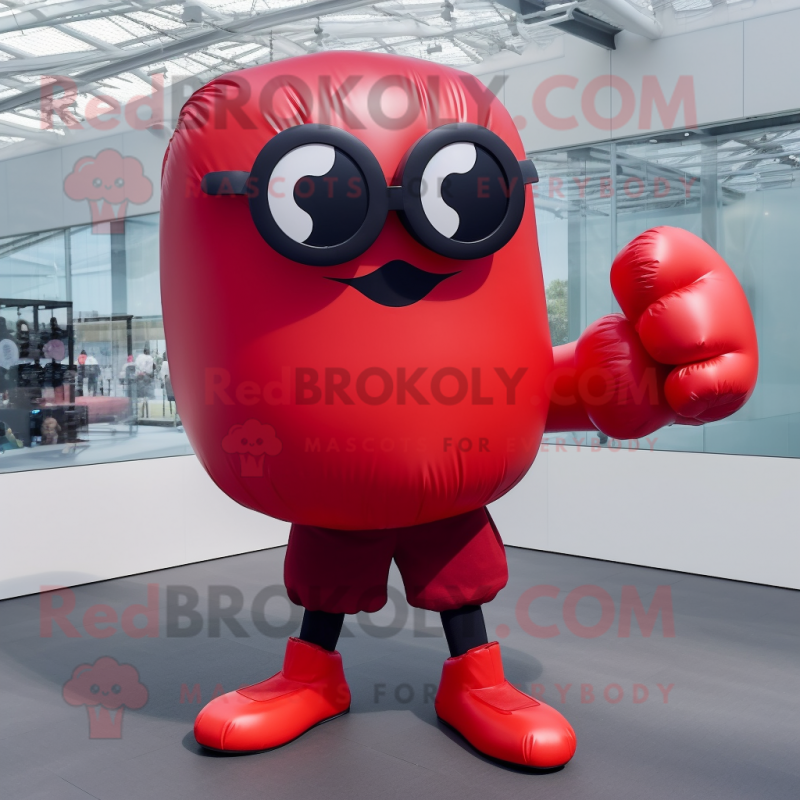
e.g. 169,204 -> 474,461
161,52 -> 758,767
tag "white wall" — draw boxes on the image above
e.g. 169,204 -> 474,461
2,446 -> 796,601
490,445 -> 800,591
0,455 -> 290,601
0,128 -> 167,238
471,3 -> 800,154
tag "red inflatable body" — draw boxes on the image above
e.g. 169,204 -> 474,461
161,52 -> 552,531
161,52 -> 758,768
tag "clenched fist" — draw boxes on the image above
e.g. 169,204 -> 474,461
547,227 -> 759,440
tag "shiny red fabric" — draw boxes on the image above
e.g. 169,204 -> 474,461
545,226 -> 758,438
284,507 -> 508,613
160,52 -> 552,531
194,637 -> 350,752
435,642 -> 577,768
611,226 -> 758,423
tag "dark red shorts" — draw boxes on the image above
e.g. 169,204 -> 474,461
284,507 -> 508,614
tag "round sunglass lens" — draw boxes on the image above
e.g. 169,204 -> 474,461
268,144 -> 368,247
421,143 -> 509,244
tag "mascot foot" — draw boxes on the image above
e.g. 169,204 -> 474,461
194,637 -> 351,753
435,642 -> 576,768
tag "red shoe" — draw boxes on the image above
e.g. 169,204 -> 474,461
194,637 -> 351,752
435,642 -> 576,768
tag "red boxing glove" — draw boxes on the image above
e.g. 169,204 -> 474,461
565,227 -> 758,439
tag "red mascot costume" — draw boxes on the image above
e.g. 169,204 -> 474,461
160,52 -> 758,768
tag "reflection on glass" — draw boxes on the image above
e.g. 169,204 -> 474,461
0,213 -> 191,473
0,230 -> 67,301
532,122 -> 800,458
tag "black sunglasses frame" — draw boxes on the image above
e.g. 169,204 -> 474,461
202,123 -> 539,267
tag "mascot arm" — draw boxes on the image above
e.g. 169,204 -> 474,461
544,227 -> 759,439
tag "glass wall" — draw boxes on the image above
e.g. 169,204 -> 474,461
0,213 -> 192,473
533,120 -> 800,457
3,117 -> 799,472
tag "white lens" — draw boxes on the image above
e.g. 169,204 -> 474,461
268,144 -> 335,243
420,142 -> 477,238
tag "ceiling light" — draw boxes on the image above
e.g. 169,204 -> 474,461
182,4 -> 202,24
649,139 -> 658,143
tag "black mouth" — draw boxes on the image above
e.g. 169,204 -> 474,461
329,260 -> 457,307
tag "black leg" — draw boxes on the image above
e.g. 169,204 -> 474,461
299,609 -> 345,652
440,605 -> 489,657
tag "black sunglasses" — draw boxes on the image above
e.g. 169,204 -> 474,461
202,122 -> 538,267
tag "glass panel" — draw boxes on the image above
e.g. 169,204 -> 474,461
125,215 -> 162,318
0,230 -> 67,302
70,225 -> 112,318
713,126 -> 800,457
534,144 -> 613,345
0,213 -> 192,473
533,122 -> 800,458
3,118 -> 800,467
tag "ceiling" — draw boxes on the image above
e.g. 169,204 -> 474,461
0,0 -> 769,154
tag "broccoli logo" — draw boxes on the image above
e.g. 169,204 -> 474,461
62,657 -> 148,739
222,419 -> 282,477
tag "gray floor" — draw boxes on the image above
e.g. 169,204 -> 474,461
1,545 -> 798,800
